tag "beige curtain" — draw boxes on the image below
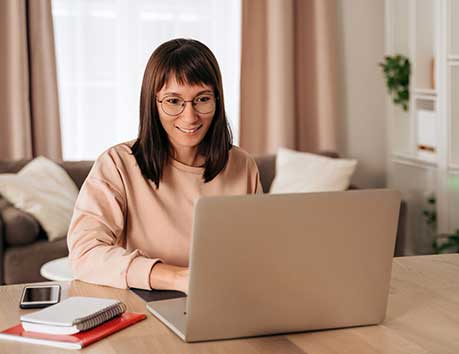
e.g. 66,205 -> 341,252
0,0 -> 62,161
240,0 -> 338,155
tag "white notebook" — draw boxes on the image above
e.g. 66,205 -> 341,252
20,296 -> 126,335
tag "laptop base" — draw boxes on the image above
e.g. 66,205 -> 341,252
147,298 -> 187,340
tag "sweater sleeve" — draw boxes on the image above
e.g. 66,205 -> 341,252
67,150 -> 161,290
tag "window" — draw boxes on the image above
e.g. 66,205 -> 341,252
52,0 -> 241,160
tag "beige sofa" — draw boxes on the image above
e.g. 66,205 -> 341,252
0,154 -> 406,285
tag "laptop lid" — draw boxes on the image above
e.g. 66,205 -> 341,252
182,189 -> 401,342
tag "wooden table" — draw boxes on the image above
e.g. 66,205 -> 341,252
0,254 -> 458,353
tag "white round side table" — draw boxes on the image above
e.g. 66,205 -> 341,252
40,257 -> 74,281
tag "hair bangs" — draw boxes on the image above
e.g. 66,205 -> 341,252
155,46 -> 216,94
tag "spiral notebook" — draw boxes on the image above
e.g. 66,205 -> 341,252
20,297 -> 126,335
0,312 -> 146,350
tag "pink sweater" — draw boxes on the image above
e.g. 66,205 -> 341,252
67,142 -> 262,290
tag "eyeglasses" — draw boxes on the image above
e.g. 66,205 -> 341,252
156,94 -> 217,116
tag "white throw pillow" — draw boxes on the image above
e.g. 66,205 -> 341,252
270,147 -> 358,194
0,157 -> 79,241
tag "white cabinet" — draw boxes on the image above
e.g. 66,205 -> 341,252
450,65 -> 459,166
445,0 -> 459,233
450,0 -> 459,56
415,0 -> 435,91
386,0 -> 458,254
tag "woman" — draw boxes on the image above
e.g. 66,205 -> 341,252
67,39 -> 262,293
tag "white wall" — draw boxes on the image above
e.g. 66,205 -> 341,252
335,0 -> 387,188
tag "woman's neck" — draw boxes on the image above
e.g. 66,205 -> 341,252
171,147 -> 204,167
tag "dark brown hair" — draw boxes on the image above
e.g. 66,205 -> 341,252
131,39 -> 233,188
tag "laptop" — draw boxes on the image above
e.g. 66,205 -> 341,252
147,189 -> 401,342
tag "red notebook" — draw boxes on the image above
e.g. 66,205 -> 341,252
0,312 -> 146,350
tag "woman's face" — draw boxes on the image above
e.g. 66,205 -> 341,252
156,77 -> 215,154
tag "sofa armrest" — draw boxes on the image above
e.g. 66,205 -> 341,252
0,198 -> 4,284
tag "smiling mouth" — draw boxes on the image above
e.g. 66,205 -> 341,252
176,125 -> 203,134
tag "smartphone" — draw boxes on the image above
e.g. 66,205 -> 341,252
19,284 -> 61,309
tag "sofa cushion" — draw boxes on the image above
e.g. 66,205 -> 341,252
270,147 -> 358,194
0,156 -> 79,241
254,151 -> 344,193
2,203 -> 41,246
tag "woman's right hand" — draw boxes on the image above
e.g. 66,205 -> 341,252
149,263 -> 190,294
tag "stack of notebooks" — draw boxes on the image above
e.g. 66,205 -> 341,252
0,297 -> 146,349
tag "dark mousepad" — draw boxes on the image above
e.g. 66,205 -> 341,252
130,288 -> 186,302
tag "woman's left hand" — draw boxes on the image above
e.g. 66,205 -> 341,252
150,263 -> 190,294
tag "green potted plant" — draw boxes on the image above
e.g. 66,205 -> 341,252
422,195 -> 459,253
379,54 -> 411,111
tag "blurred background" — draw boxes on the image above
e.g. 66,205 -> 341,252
1,0 -> 458,284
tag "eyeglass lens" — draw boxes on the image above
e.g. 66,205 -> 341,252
160,95 -> 216,116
